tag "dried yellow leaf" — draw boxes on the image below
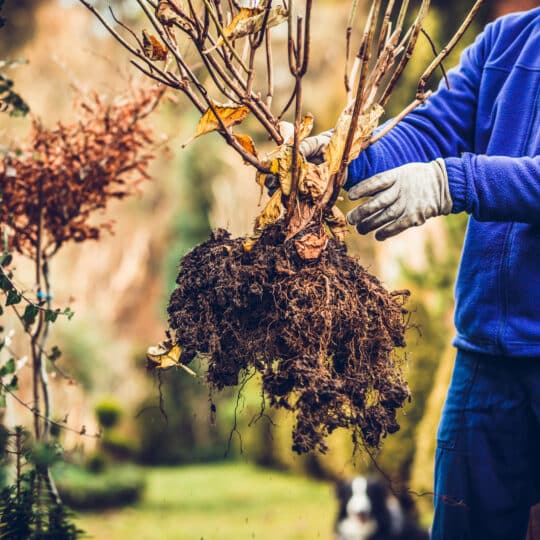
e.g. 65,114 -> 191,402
325,104 -> 384,175
325,205 -> 348,242
298,113 -> 314,142
254,187 -> 283,231
244,188 -> 283,251
185,103 -> 250,146
146,341 -> 196,375
299,162 -> 329,201
142,30 -> 168,61
233,133 -> 258,158
216,5 -> 288,46
156,0 -> 185,26
265,145 -> 307,197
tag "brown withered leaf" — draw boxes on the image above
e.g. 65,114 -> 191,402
298,113 -> 314,142
156,0 -> 183,25
267,145 -> 307,196
294,229 -> 329,261
325,205 -> 348,242
216,5 -> 288,46
233,133 -> 258,158
286,199 -> 317,241
299,162 -> 329,201
142,30 -> 168,61
254,188 -> 283,231
325,104 -> 384,175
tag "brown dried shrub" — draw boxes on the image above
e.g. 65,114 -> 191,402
0,87 -> 162,257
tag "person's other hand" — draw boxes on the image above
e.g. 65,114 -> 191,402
264,124 -> 333,195
346,159 -> 453,241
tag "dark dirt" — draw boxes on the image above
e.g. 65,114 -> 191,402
167,224 -> 410,454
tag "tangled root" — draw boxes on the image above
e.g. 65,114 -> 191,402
167,225 -> 410,454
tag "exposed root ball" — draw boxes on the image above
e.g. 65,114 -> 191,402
167,226 -> 410,454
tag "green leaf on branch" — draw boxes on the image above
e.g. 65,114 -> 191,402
0,358 -> 15,377
6,375 -> 17,391
0,73 -> 29,117
48,346 -> 62,362
0,253 -> 12,267
6,289 -> 21,306
45,309 -> 60,323
22,304 -> 38,326
0,272 -> 12,292
63,306 -> 75,320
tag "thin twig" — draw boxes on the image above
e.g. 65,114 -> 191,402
2,383 -> 101,438
369,91 -> 433,145
420,28 -> 449,90
417,0 -> 484,98
380,0 -> 431,108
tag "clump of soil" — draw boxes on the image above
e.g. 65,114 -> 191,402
167,224 -> 410,454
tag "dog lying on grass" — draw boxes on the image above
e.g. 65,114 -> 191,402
334,476 -> 429,540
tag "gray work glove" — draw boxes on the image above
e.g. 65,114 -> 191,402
346,159 -> 453,241
265,127 -> 333,194
298,129 -> 333,165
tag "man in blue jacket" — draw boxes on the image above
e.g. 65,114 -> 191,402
302,7 -> 540,540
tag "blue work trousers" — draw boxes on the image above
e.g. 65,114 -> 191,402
432,349 -> 540,540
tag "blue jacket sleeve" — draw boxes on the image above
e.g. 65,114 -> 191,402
347,19 -> 540,225
446,154 -> 540,223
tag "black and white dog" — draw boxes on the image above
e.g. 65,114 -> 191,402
334,476 -> 429,540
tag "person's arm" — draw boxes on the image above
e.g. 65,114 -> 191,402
447,154 -> 540,223
346,21 -> 492,189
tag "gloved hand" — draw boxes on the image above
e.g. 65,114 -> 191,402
346,159 -> 453,241
264,125 -> 333,194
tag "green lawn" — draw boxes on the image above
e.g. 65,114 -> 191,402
76,462 -> 336,540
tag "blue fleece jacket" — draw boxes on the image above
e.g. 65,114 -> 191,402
347,8 -> 540,357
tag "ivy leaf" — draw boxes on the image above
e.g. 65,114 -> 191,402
45,309 -> 60,323
63,306 -> 75,320
22,304 -> 38,327
0,253 -> 12,267
5,289 -> 21,306
0,358 -> 15,377
0,272 -> 12,292
48,346 -> 62,362
5,375 -> 17,392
